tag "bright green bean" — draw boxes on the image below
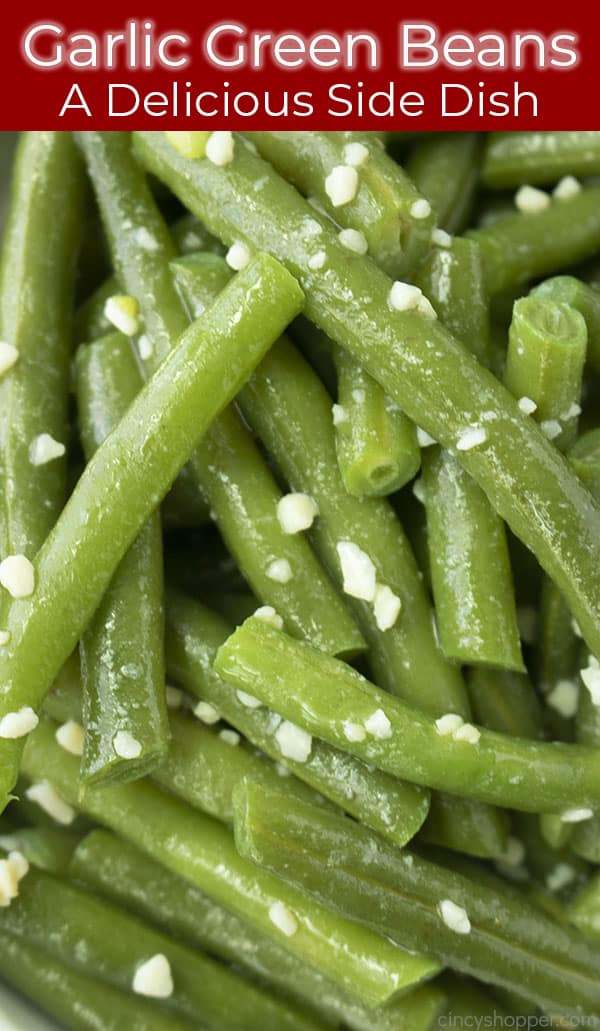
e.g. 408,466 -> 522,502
165,588 -> 430,848
1,933 -> 193,1031
482,132 -> 600,188
215,616 -> 600,813
567,872 -> 600,939
406,133 -> 482,233
79,131 -> 362,659
504,297 -> 586,451
248,130 -> 435,277
0,254 -> 303,813
75,332 -> 168,785
0,863 -> 313,1031
234,779 -> 600,1018
21,719 -> 440,1007
70,830 -> 445,1031
0,132 -> 83,558
133,131 -> 600,667
467,187 -> 600,294
467,668 -> 543,740
333,347 -> 420,496
531,275 -> 600,372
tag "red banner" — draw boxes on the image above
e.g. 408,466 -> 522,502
2,1 -> 600,128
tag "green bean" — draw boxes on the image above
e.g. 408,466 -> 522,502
537,576 -> 580,700
482,132 -> 600,188
73,275 -> 117,344
531,275 -> 600,372
71,829 -> 445,1031
467,668 -> 544,740
418,793 -> 508,860
0,254 -> 303,812
79,131 -> 362,659
0,825 -> 80,874
157,711 -> 331,821
333,347 -> 420,496
215,616 -> 600,812
248,130 -> 435,277
234,779 -> 600,1018
176,255 -> 464,703
43,638 -> 330,824
421,444 -> 523,669
504,297 -> 586,451
512,812 -> 588,895
0,863 -> 314,1031
571,656 -> 600,863
433,975 -> 511,1026
467,186 -> 600,295
567,872 -> 600,939
570,428 -> 600,493
170,212 -> 223,256
75,332 -> 168,785
1,933 -> 194,1031
21,719 -> 440,1007
406,133 -> 482,233
133,131 -> 600,665
0,133 -> 83,561
165,588 -> 429,847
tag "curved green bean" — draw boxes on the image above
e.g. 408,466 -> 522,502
0,254 -> 303,813
215,616 -> 600,812
133,132 -> 600,667
21,719 -> 440,1008
234,779 -> 600,1018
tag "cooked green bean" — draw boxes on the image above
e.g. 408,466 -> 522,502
531,275 -> 600,372
0,132 -> 83,558
175,255 -> 465,712
418,793 -> 508,859
333,346 -> 420,497
0,863 -> 315,1031
248,130 -> 435,277
234,779 -> 600,1018
215,616 -> 600,812
134,131 -> 600,666
73,275 -> 117,344
21,719 -> 440,1007
71,830 -> 445,1031
75,332 -> 168,785
0,254 -> 303,812
79,131 -> 362,659
504,296 -> 586,452
1,933 -> 194,1031
482,132 -> 600,188
406,133 -> 482,233
467,668 -> 543,740
0,824 -> 80,874
467,187 -> 600,294
567,871 -> 600,939
165,588 -> 430,848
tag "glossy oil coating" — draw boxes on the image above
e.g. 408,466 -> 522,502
21,719 -> 440,1008
133,131 -> 600,668
215,617 -> 600,813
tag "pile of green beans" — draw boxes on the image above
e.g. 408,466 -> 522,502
1,129 -> 600,1029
